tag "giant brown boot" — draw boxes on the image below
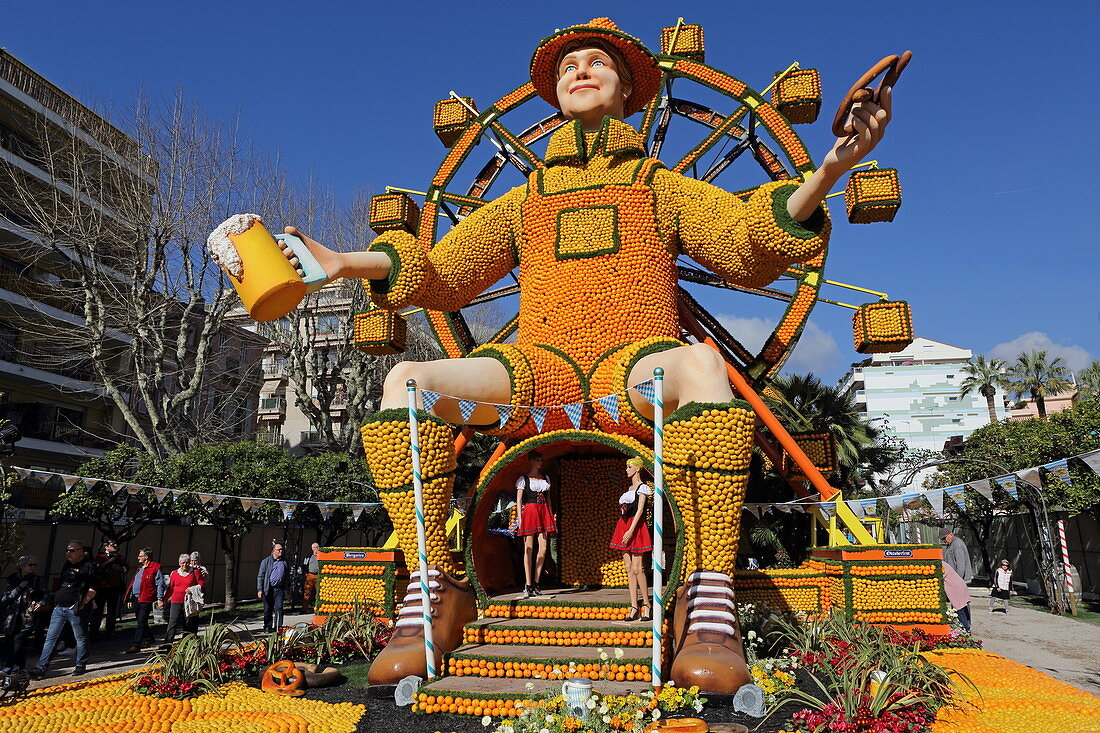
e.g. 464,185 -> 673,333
361,410 -> 475,683
663,401 -> 754,693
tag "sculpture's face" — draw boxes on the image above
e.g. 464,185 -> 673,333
556,46 -> 630,127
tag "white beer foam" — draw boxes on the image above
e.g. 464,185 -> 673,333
207,213 -> 261,279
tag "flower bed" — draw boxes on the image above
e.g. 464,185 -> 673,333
0,673 -> 365,732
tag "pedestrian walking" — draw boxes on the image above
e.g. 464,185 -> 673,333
29,540 -> 98,679
302,543 -> 320,614
185,552 -> 209,633
943,561 -> 973,632
162,554 -> 200,645
989,559 -> 1014,614
125,548 -> 164,653
89,539 -> 128,639
257,542 -> 288,633
940,529 -> 974,582
1,555 -> 45,671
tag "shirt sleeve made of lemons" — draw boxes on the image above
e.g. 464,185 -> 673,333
651,169 -> 831,289
365,184 -> 525,311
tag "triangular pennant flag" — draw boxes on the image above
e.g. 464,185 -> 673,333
1042,459 -> 1072,487
171,489 -> 185,499
109,481 -> 127,495
352,504 -> 366,521
125,483 -> 142,496
847,499 -> 866,518
885,494 -> 906,511
153,487 -> 171,503
859,498 -> 879,516
457,399 -> 477,423
1080,449 -> 1100,478
61,475 -> 79,492
597,394 -> 620,423
13,467 -> 32,480
420,390 -> 441,413
818,501 -> 835,518
562,402 -> 584,430
494,403 -> 513,428
924,489 -> 944,517
968,479 -> 995,501
790,504 -> 805,513
632,380 -> 656,405
775,504 -> 792,513
317,503 -> 335,521
1016,467 -> 1041,490
994,474 -> 1018,499
208,495 -> 226,509
529,406 -> 547,432
279,501 -> 297,521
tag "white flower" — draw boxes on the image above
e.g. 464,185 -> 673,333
586,697 -> 598,710
693,700 -> 704,712
666,680 -> 675,687
614,648 -> 625,659
482,715 -> 493,726
599,704 -> 609,714
525,682 -> 535,691
651,709 -> 661,720
603,715 -> 612,724
599,651 -> 609,661
635,710 -> 645,719
540,729 -> 549,733
747,630 -> 757,640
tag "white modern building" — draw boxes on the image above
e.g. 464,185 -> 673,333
838,338 -> 1008,481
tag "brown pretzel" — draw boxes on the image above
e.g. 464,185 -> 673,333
831,51 -> 912,137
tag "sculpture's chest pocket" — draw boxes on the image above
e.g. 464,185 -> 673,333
553,205 -> 620,261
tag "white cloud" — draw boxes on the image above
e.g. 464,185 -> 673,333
715,315 -> 840,375
988,332 -> 1094,372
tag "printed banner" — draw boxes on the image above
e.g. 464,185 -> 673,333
846,499 -> 865,518
352,504 -> 367,521
60,475 -> 79,492
1015,467 -> 1041,489
993,475 -> 1019,499
279,501 -> 297,520
153,487 -> 171,503
924,489 -> 944,517
967,479 -> 995,501
1042,458 -> 1072,487
598,394 -> 620,423
859,498 -> 879,516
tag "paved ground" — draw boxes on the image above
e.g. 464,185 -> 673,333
24,607 -> 315,690
969,587 -> 1100,695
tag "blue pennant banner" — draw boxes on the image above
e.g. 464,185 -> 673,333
420,390 -> 441,413
993,475 -> 1018,499
859,498 -> 879,516
280,501 -> 297,520
818,501 -> 835,518
494,403 -> 513,427
562,402 -> 584,430
529,406 -> 547,432
1042,459 -> 1072,487
924,489 -> 944,517
632,380 -> 656,405
598,394 -> 620,423
457,399 -> 477,423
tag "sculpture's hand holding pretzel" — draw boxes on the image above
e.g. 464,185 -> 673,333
786,51 -> 911,223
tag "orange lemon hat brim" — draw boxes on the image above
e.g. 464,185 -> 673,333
530,17 -> 662,117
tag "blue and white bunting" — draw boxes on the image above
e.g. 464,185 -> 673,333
529,406 -> 548,432
279,501 -> 297,520
457,399 -> 477,423
859,498 -> 879,516
885,494 -> 907,512
967,479 -> 994,501
420,390 -> 441,413
924,489 -> 944,517
632,380 -> 656,405
597,394 -> 620,423
1081,449 -> 1100,478
994,475 -> 1018,499
1043,459 -> 1072,487
818,501 -> 835,518
846,500 -> 865,518
318,503 -> 336,521
562,403 -> 584,430
352,504 -> 367,521
494,403 -> 513,427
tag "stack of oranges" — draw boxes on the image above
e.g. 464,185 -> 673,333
464,625 -> 652,647
446,657 -> 650,682
484,602 -> 631,621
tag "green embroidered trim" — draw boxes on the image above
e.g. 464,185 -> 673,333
770,183 -> 827,240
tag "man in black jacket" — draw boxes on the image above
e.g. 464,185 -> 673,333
257,542 -> 288,633
30,540 -> 98,679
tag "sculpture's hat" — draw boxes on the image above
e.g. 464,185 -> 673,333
530,18 -> 662,117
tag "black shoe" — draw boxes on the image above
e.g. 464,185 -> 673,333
531,584 -> 543,596
625,606 -> 641,622
73,666 -> 86,675
28,666 -> 45,680
640,605 -> 652,623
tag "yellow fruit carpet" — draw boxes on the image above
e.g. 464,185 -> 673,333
0,671 -> 364,732
924,649 -> 1100,732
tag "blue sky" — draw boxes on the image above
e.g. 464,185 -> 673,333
6,1 -> 1097,382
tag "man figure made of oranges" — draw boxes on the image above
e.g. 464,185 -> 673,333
287,19 -> 894,691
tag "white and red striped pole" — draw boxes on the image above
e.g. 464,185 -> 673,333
1057,519 -> 1073,598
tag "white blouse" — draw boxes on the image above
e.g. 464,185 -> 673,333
994,567 -> 1012,591
516,476 -> 551,493
617,483 -> 653,505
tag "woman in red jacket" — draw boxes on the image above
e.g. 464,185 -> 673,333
162,554 -> 199,645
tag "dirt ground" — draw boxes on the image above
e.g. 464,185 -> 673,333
969,587 -> 1100,695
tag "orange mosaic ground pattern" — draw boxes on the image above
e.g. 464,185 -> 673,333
0,673 -> 365,733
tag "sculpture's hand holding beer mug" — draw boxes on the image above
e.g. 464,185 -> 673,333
207,215 -> 391,321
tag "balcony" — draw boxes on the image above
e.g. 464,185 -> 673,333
0,268 -> 81,315
259,396 -> 286,411
255,431 -> 283,446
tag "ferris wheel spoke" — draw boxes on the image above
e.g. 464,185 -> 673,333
700,137 -> 752,182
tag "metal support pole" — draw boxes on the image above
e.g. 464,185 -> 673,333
407,379 -> 436,678
650,368 -> 665,690
1058,519 -> 1074,612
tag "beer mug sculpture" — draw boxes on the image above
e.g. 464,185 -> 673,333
561,677 -> 593,718
207,213 -> 327,321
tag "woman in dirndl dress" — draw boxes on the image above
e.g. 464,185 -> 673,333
611,457 -> 653,621
516,451 -> 556,598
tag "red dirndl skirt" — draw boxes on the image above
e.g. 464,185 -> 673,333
517,503 -> 556,535
610,517 -> 652,554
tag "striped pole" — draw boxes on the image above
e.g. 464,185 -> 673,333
407,379 -> 436,678
1058,519 -> 1073,598
650,368 -> 665,690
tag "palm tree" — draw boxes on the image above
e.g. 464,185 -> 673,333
959,355 -> 1010,424
1078,360 -> 1100,400
764,373 -> 902,490
1008,349 -> 1073,419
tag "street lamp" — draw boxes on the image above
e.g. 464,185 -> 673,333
887,457 -> 1063,613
